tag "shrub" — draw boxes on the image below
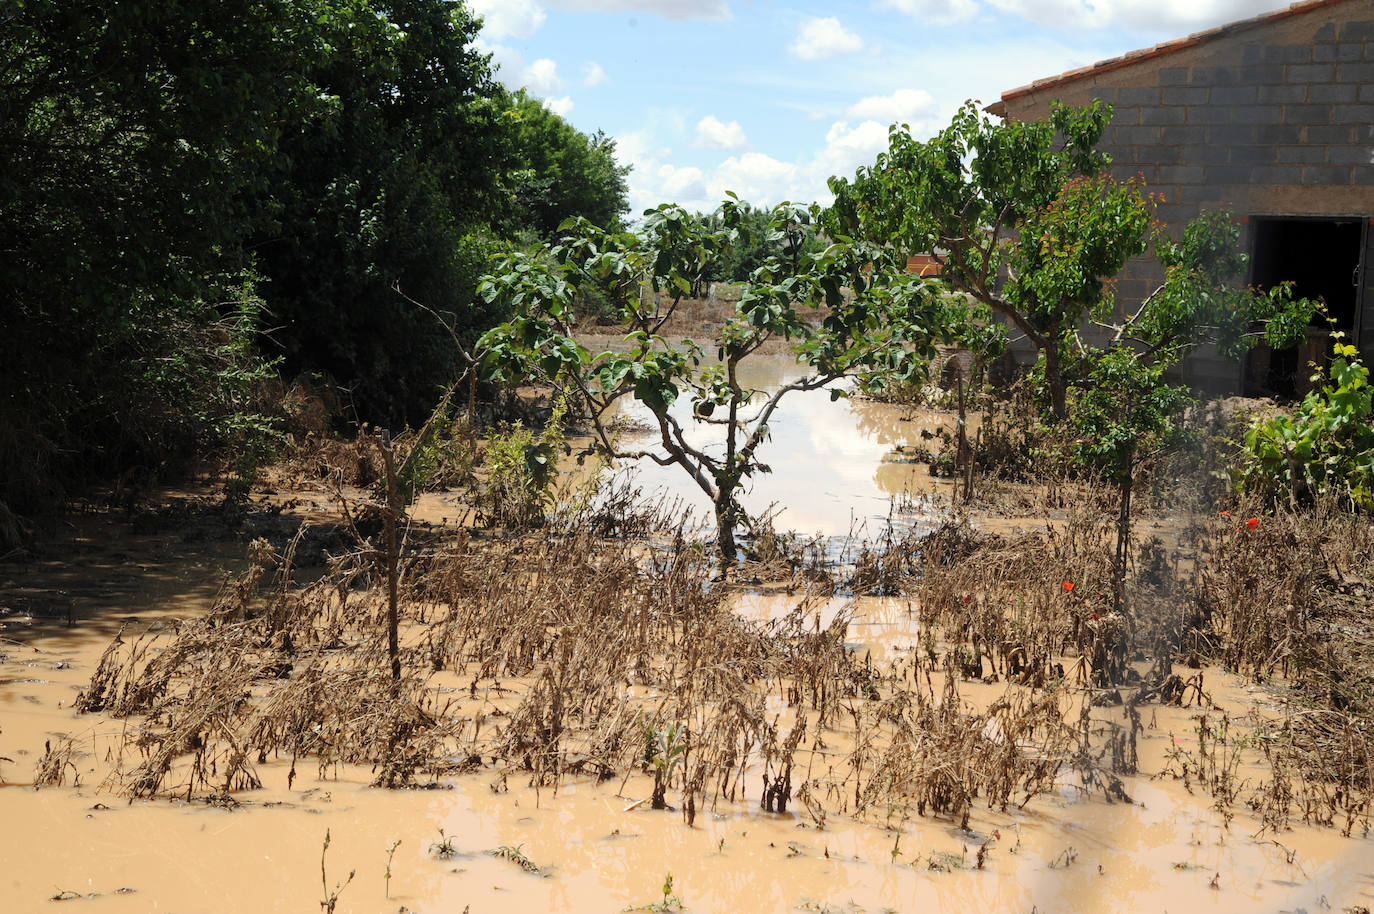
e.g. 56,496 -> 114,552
1239,340 -> 1373,511
479,395 -> 567,528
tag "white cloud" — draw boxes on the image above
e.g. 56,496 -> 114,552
710,153 -> 802,204
582,61 -> 610,87
788,17 -> 863,61
621,113 -> 905,217
813,120 -> 893,181
844,88 -> 936,124
546,0 -> 731,20
473,37 -> 526,84
694,115 -> 749,151
883,0 -> 1267,32
474,44 -> 578,113
468,0 -> 546,40
614,131 -> 689,214
1087,0 -> 1261,32
545,96 -> 575,116
524,58 -> 563,94
877,0 -> 980,26
616,130 -> 670,171
657,163 -> 709,202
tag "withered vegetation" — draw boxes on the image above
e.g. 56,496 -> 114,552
910,491 -> 1373,837
67,486 -> 1078,831
63,461 -> 1372,840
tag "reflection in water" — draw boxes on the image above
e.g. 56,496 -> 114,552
599,351 -> 958,537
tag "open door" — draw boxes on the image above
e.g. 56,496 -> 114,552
1244,217 -> 1366,399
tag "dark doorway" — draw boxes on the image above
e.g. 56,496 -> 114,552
1244,217 -> 1365,398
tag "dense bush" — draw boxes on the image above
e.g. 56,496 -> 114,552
1239,340 -> 1373,511
0,0 -> 630,535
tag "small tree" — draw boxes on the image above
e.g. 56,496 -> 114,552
1065,346 -> 1190,605
1063,211 -> 1317,606
477,199 -> 983,565
827,100 -> 1318,632
825,101 -> 1315,421
825,101 -> 1148,420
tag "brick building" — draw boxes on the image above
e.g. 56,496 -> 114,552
987,0 -> 1374,396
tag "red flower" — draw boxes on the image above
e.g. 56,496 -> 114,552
1091,611 -> 1099,621
1218,510 -> 1231,517
1062,581 -> 1074,592
963,595 -> 971,604
1247,517 -> 1259,530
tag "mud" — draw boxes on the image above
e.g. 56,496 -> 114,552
3,584 -> 1372,913
2,354 -> 1371,913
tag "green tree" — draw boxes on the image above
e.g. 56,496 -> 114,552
825,101 -> 1146,420
1066,212 -> 1315,608
249,0 -> 509,426
0,0 -> 323,519
825,102 -> 1314,421
477,199 -> 983,565
497,89 -> 630,238
825,101 -> 1321,642
696,203 -> 825,286
1065,346 -> 1190,606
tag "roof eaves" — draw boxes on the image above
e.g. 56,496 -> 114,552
993,0 -> 1355,110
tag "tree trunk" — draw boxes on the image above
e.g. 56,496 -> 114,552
1044,340 -> 1068,422
377,436 -> 402,687
1113,458 -> 1134,611
714,492 -> 738,569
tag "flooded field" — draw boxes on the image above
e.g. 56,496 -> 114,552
2,351 -> 1371,914
588,352 -> 960,537
3,584 -> 1371,913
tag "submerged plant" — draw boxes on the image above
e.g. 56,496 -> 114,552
429,829 -> 457,860
319,829 -> 355,914
645,722 -> 687,810
487,844 -> 541,874
624,874 -> 684,913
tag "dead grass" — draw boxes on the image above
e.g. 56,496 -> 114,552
879,487 -> 1373,837
66,484 -> 1084,833
61,457 -> 1373,840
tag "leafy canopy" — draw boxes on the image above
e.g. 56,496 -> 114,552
825,101 -> 1139,346
477,198 -> 988,560
497,89 -> 631,238
825,100 -> 1317,420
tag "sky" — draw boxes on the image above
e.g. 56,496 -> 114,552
467,0 -> 1276,218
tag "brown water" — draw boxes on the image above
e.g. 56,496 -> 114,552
3,588 -> 1373,913
2,364 -> 1373,913
591,352 -> 962,537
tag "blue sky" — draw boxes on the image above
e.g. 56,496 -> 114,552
468,0 -> 1273,216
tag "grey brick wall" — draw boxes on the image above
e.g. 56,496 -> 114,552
999,5 -> 1374,391
1088,22 -> 1374,204
1082,18 -> 1374,391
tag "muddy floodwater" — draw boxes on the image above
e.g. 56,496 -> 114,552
3,583 -> 1372,913
2,352 -> 1373,913
585,350 -> 961,537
